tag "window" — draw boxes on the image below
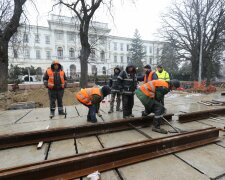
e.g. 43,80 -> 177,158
102,66 -> 106,75
127,44 -> 130,51
36,50 -> 41,59
149,46 -> 152,54
120,56 -> 124,63
45,35 -> 50,44
67,33 -> 75,42
46,51 -> 51,59
57,47 -> 63,59
120,43 -> 123,51
113,42 -> 117,51
100,50 -> 105,61
24,49 -> 30,58
127,56 -> 130,63
99,36 -> 105,45
92,65 -> 97,74
149,57 -> 153,64
114,55 -> 117,63
23,34 -> 29,43
90,50 -> 95,60
69,48 -> 75,58
13,49 -> 18,58
55,31 -> 63,40
35,34 -> 40,43
144,46 -> 147,53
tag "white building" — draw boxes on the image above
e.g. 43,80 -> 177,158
8,14 -> 163,78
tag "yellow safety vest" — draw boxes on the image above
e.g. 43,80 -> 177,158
156,70 -> 170,81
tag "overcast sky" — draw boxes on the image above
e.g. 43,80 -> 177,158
27,0 -> 172,40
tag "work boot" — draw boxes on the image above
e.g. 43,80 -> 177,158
152,127 -> 168,134
116,108 -> 123,112
58,111 -> 66,115
108,109 -> 113,114
50,111 -> 55,118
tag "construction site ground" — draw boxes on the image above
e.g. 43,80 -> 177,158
0,91 -> 225,179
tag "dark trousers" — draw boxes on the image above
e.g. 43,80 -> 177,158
122,94 -> 134,117
87,105 -> 97,121
48,89 -> 64,112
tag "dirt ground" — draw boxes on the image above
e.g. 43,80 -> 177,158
0,88 -> 79,110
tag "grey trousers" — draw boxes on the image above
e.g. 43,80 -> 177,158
110,92 -> 122,111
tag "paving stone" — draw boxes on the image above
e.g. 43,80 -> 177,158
98,130 -> 148,148
0,109 -> 32,126
176,144 -> 225,179
0,144 -> 47,169
118,155 -> 209,180
197,119 -> 225,128
47,139 -> 76,160
76,136 -> 102,154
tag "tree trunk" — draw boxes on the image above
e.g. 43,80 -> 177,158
191,59 -> 198,81
80,47 -> 90,88
0,40 -> 9,92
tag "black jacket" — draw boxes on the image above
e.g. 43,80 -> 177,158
117,64 -> 137,95
109,67 -> 121,93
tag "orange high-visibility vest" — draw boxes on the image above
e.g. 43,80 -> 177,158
76,87 -> 102,106
139,80 -> 169,98
47,68 -> 65,89
144,71 -> 155,83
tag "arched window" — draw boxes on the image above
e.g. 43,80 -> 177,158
92,65 -> 97,75
70,64 -> 76,79
100,50 -> 105,61
69,48 -> 75,58
102,66 -> 106,75
57,47 -> 63,59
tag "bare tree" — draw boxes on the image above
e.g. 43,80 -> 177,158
0,0 -> 27,92
56,0 -> 112,88
160,0 -> 225,82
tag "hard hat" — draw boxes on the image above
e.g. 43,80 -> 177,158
52,60 -> 60,65
169,79 -> 180,88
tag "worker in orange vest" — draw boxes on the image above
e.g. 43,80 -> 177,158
135,79 -> 180,134
137,64 -> 158,82
76,86 -> 111,123
43,60 -> 67,118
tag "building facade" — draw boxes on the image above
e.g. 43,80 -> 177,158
8,15 -> 163,78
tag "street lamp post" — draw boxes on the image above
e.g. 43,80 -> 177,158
198,18 -> 203,83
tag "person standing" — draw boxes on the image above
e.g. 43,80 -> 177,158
135,79 -> 180,134
137,64 -> 158,82
43,60 -> 67,118
108,66 -> 122,113
156,64 -> 170,81
76,86 -> 111,123
118,64 -> 137,118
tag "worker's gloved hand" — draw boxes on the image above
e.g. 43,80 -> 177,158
97,112 -> 102,117
44,81 -> 48,88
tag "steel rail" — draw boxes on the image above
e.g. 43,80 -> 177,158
178,108 -> 225,123
0,114 -> 173,150
0,127 -> 219,180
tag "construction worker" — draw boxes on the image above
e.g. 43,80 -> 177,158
76,86 -> 111,123
108,66 -> 122,113
43,60 -> 67,118
118,63 -> 137,118
137,64 -> 158,82
135,79 -> 180,134
156,65 -> 170,81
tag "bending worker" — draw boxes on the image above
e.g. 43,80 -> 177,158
76,86 -> 111,123
135,79 -> 180,134
156,64 -> 170,81
43,60 -> 67,118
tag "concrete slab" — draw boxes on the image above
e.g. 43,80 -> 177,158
197,119 -> 225,128
172,121 -> 211,131
0,109 -> 32,126
98,130 -> 148,148
176,144 -> 225,179
118,155 -> 208,180
75,104 -> 88,117
76,136 -> 102,154
47,139 -> 76,160
0,144 -> 47,169
83,170 -> 119,180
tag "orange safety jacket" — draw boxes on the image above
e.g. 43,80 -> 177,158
76,87 -> 102,106
47,68 -> 65,89
144,71 -> 155,83
139,80 -> 169,98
